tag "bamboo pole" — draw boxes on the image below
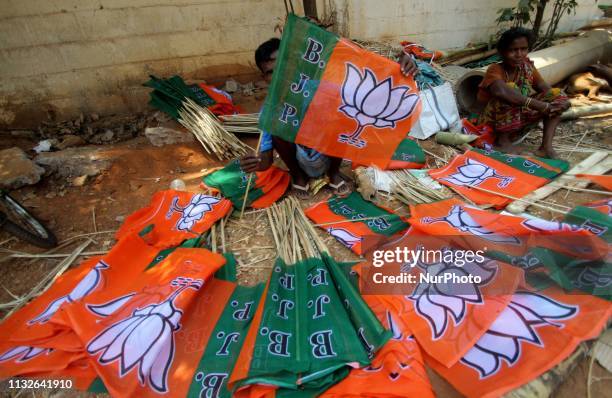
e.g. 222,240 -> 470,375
506,152 -> 611,214
239,132 -> 264,219
468,185 -> 570,214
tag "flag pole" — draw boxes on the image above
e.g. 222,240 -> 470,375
240,131 -> 264,219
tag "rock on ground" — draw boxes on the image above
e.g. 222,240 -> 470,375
34,146 -> 113,178
0,147 -> 45,189
56,134 -> 86,150
145,126 -> 194,147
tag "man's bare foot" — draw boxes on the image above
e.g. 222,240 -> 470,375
534,147 -> 559,159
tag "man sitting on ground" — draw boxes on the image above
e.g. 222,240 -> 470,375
240,38 -> 417,198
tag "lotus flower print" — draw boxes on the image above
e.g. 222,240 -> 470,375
0,346 -> 52,363
407,253 -> 498,339
28,261 -> 109,325
327,227 -> 362,249
87,277 -> 203,393
422,205 -> 520,245
338,64 -> 419,148
441,158 -> 514,188
460,291 -> 577,378
167,194 -> 221,232
87,293 -> 136,317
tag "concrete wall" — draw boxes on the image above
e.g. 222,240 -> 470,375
0,0 -> 298,128
0,0 -> 603,128
322,0 -> 603,48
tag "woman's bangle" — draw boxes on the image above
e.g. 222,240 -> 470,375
524,97 -> 532,109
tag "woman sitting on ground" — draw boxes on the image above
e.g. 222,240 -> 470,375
477,27 -> 570,158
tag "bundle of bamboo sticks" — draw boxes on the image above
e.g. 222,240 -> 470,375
266,197 -> 327,264
219,113 -> 261,134
388,169 -> 452,205
178,98 -> 252,160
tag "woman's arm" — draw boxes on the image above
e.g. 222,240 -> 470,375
398,53 -> 418,76
534,75 -> 552,94
489,80 -> 551,114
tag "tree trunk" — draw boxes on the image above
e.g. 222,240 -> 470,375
532,0 -> 549,43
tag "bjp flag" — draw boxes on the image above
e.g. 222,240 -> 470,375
426,286 -> 611,398
116,190 -> 232,249
429,149 -> 569,209
260,14 -> 421,168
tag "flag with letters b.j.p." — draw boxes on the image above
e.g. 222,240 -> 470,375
260,14 -> 421,168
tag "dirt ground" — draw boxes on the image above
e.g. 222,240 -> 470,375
0,89 -> 610,397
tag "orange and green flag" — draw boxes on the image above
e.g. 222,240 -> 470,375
426,286 -> 611,398
305,192 -> 409,255
322,263 -> 434,398
260,14 -> 421,168
429,149 -> 569,209
116,190 -> 232,248
203,160 -> 290,209
229,254 -> 390,396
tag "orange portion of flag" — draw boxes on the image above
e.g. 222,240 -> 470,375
427,286 -> 611,398
116,190 -> 232,248
575,174 -> 612,191
429,150 -> 553,209
297,39 -> 421,168
62,247 -> 228,398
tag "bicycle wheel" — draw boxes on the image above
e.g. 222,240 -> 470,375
0,192 -> 57,249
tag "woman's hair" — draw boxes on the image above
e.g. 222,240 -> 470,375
497,27 -> 534,52
255,38 -> 281,71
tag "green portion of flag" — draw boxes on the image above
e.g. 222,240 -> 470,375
323,254 -> 391,357
327,192 -> 409,237
187,284 -> 264,398
215,253 -> 238,282
259,14 -> 339,142
235,255 -> 386,391
473,148 -> 569,178
203,160 -> 265,207
144,75 -> 215,120
391,138 -> 425,164
490,208 -> 612,300
87,377 -> 108,393
564,206 -> 612,242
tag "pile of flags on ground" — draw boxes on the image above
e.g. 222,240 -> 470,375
0,182 -> 610,397
145,75 -> 241,119
305,192 -> 409,255
429,148 -> 569,208
202,160 -> 290,209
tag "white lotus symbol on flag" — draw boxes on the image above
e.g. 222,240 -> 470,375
407,254 -> 497,339
422,205 -> 521,245
0,346 -> 52,363
441,158 -> 514,188
460,291 -> 577,378
327,227 -> 362,249
167,194 -> 221,232
87,277 -> 203,393
28,261 -> 109,325
338,63 -> 419,148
